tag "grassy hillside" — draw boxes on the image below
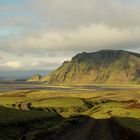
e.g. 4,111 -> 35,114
0,84 -> 140,137
41,50 -> 140,84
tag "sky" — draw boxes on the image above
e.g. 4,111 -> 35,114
0,0 -> 140,71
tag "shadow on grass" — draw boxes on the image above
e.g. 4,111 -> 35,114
55,117 -> 140,140
0,106 -> 140,140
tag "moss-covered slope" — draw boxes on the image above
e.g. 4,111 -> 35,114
41,50 -> 140,84
28,73 -> 42,82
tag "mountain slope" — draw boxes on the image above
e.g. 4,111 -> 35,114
28,73 -> 42,82
41,50 -> 140,84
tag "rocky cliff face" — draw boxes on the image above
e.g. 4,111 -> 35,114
41,50 -> 140,84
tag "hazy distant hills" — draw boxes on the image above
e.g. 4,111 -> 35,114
40,50 -> 140,85
0,70 -> 51,81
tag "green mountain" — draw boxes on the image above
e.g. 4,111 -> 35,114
41,50 -> 140,84
28,73 -> 42,82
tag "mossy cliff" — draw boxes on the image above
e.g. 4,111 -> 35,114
41,50 -> 140,84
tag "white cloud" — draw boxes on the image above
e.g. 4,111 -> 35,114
9,24 -> 140,53
0,51 -> 72,70
5,61 -> 22,69
0,0 -> 140,71
29,0 -> 140,28
0,56 -> 3,60
0,61 -> 22,69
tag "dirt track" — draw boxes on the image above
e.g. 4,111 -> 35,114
57,118 -> 140,140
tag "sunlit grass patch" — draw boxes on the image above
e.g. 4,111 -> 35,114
85,102 -> 140,119
32,97 -> 85,107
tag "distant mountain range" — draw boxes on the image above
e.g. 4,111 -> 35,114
0,70 -> 51,81
39,50 -> 140,85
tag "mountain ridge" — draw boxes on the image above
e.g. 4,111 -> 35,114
40,50 -> 140,84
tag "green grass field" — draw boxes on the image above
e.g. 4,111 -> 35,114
32,97 -> 85,107
0,84 -> 140,139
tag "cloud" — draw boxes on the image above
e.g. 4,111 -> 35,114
0,52 -> 71,70
30,61 -> 60,69
5,61 -> 22,69
0,56 -> 3,60
29,0 -> 140,28
0,61 -> 22,69
0,0 -> 140,70
1,0 -> 140,54
8,24 -> 140,53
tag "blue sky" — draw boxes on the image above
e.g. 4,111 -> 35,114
0,0 -> 140,70
0,0 -> 28,5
